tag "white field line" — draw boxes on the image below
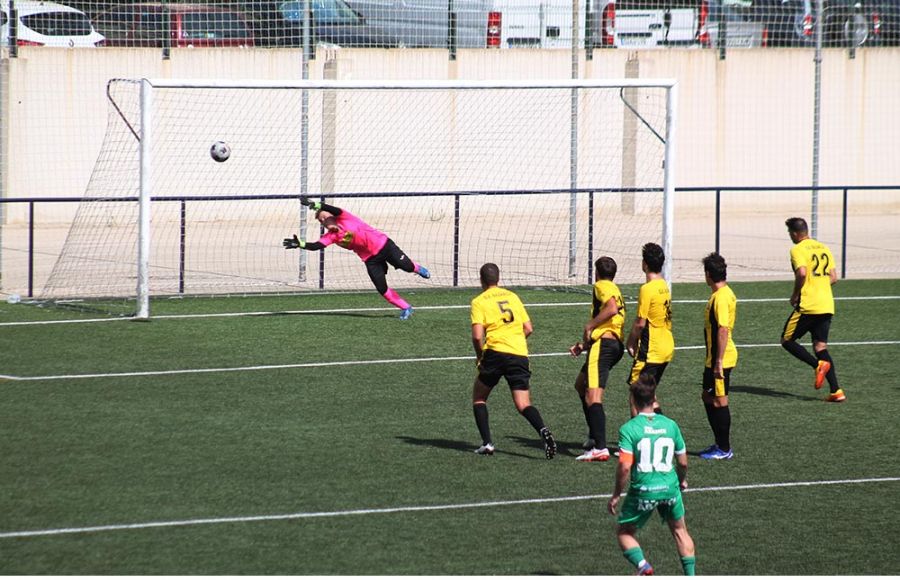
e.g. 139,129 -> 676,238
0,476 -> 897,540
1,340 -> 898,382
2,294 -> 900,327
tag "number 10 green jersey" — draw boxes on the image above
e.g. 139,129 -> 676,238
618,413 -> 686,500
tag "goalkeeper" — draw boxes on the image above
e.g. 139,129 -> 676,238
283,197 -> 431,320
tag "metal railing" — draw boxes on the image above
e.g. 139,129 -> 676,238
1,184 -> 897,298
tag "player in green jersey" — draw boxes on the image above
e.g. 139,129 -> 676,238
608,376 -> 696,576
781,217 -> 845,402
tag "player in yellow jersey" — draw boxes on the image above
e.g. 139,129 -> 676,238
568,257 -> 626,462
470,263 -> 557,459
699,253 -> 737,460
626,243 -> 674,414
781,218 -> 845,402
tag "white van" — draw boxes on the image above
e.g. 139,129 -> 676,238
612,0 -> 706,48
1,0 -> 105,48
344,0 -> 612,49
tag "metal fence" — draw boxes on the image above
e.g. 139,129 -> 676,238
3,2 -> 899,303
4,0 -> 898,56
2,185 -> 898,301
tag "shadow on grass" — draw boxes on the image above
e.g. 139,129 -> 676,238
730,384 -> 820,401
396,436 -> 540,460
508,435 -> 623,460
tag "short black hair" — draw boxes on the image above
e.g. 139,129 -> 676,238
630,374 -> 658,409
702,252 -> 727,283
642,243 -> 665,273
785,217 -> 809,234
595,256 -> 617,281
480,263 -> 500,286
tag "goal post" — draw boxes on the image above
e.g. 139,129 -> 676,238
43,77 -> 677,318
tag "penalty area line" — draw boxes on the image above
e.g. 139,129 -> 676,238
4,340 -> 900,382
2,295 -> 900,327
0,476 -> 897,540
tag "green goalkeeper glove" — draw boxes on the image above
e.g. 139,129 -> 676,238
283,234 -> 305,249
299,196 -> 321,211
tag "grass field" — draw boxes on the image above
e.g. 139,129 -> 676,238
1,278 -> 899,575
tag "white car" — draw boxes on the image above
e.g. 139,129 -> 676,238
1,1 -> 105,48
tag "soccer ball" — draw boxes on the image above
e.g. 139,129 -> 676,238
210,141 -> 231,163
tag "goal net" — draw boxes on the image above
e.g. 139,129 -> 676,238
41,78 -> 676,317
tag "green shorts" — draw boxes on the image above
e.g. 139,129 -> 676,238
617,491 -> 685,528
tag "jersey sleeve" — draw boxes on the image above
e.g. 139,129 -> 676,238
673,423 -> 686,455
617,425 -> 634,455
470,299 -> 485,326
515,295 -> 531,325
637,284 -> 652,320
789,244 -> 804,272
714,294 -> 734,330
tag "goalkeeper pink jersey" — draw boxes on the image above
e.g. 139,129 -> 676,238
318,209 -> 388,262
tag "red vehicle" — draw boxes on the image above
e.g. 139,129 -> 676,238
94,3 -> 254,48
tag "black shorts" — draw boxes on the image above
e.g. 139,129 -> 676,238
629,361 -> 668,386
478,350 -> 531,391
702,366 -> 733,398
580,338 -> 625,390
364,239 -> 415,294
782,311 -> 832,343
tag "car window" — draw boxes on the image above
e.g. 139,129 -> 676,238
709,0 -> 758,22
280,0 -> 361,25
136,9 -> 166,40
95,10 -> 135,36
182,12 -> 250,39
21,11 -> 93,36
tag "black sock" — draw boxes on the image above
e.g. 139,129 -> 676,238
473,403 -> 492,445
816,349 -> 840,390
704,402 -> 716,433
587,403 -> 607,449
520,405 -> 546,433
711,406 -> 731,451
580,395 -> 590,426
783,341 -> 818,367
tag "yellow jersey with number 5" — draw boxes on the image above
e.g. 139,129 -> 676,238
790,238 -> 835,315
471,287 -> 531,357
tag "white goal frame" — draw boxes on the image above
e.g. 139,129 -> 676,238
135,78 -> 677,319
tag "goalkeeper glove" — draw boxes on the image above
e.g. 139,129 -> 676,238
283,234 -> 305,249
299,196 -> 321,211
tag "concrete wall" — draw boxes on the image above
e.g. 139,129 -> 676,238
0,46 -> 898,294
3,46 -> 899,219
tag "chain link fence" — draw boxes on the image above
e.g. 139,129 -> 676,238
4,0 -> 897,53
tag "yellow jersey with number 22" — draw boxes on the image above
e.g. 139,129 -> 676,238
790,238 -> 835,315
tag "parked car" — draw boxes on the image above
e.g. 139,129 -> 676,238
867,0 -> 900,45
93,3 -> 254,48
238,0 -> 402,47
705,0 -> 769,47
344,0 -> 608,49
761,0 -> 882,46
0,0 -> 105,47
609,0 -> 707,48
